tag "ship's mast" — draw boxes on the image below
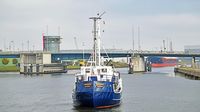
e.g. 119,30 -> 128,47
89,12 -> 105,66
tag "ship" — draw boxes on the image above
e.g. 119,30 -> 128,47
72,12 -> 122,108
148,56 -> 178,67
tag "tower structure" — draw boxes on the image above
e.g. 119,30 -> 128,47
43,35 -> 61,52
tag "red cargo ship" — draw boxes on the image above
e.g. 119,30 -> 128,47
148,57 -> 178,67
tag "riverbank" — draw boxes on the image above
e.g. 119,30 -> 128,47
0,62 -> 128,72
66,61 -> 128,70
174,67 -> 200,80
0,66 -> 19,72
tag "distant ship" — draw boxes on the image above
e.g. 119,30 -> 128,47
72,13 -> 122,108
148,56 -> 178,67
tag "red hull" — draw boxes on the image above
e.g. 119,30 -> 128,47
151,63 -> 177,67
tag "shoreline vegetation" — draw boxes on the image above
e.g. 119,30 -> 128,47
66,61 -> 128,70
0,66 -> 19,72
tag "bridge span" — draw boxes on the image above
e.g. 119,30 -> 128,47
1,50 -> 200,62
134,52 -> 200,57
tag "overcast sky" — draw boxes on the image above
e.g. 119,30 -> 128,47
0,0 -> 200,51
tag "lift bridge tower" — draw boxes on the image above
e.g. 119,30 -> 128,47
43,35 -> 62,53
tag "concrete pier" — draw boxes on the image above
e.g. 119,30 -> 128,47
129,55 -> 146,73
174,67 -> 200,80
20,52 -> 67,74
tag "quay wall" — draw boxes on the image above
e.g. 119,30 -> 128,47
174,67 -> 200,80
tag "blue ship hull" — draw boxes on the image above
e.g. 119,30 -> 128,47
72,81 -> 121,108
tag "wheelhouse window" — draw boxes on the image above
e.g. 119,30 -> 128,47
101,68 -> 107,73
85,68 -> 90,73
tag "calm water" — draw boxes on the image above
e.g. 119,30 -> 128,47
0,67 -> 200,112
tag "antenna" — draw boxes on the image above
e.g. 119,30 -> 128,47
3,38 -> 6,51
98,11 -> 106,18
33,45 -> 35,51
166,37 -> 169,51
9,41 -> 11,51
170,40 -> 173,52
42,33 -> 45,51
27,40 -> 29,51
89,11 -> 105,66
163,40 -> 166,51
13,41 -> 15,51
74,37 -> 79,49
138,26 -> 141,51
58,26 -> 60,36
132,25 -> 134,52
46,25 -> 48,36
22,41 -> 24,51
